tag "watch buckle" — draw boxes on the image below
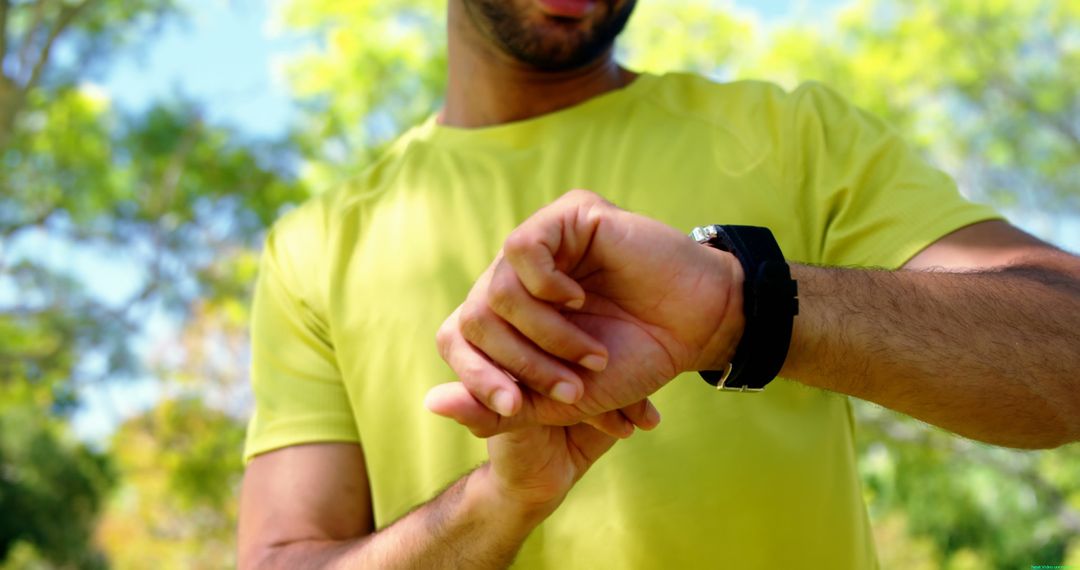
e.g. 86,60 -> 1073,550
716,363 -> 764,392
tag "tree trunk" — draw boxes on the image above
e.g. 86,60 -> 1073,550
0,73 -> 19,151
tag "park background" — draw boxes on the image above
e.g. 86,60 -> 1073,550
1,0 -> 1079,567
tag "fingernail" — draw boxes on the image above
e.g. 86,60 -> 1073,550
645,405 -> 662,429
492,390 -> 515,417
579,354 -> 607,372
551,381 -> 581,404
564,297 -> 585,310
621,421 -> 635,438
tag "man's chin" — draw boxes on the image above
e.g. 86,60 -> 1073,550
466,0 -> 634,71
511,35 -> 604,71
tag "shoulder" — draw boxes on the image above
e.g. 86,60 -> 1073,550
268,120 -> 434,254
643,73 -> 864,130
642,72 -> 790,126
783,81 -> 884,137
261,121 -> 433,300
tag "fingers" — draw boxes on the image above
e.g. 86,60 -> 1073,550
504,230 -> 586,309
501,189 -> 612,308
486,261 -> 608,371
425,382 -> 642,440
424,382 -> 512,437
461,310 -> 587,405
436,307 -> 524,417
582,400 -> 661,436
581,413 -> 634,439
424,382 -> 536,438
494,193 -> 591,306
444,303 -> 589,408
620,399 -> 662,431
436,311 -> 637,439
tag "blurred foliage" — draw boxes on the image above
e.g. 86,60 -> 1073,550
277,0 -> 447,189
0,0 -> 1077,567
1,0 -> 303,566
749,0 -> 1080,213
96,398 -> 244,569
0,402 -> 113,568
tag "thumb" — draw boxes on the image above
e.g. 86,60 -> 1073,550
565,423 -> 618,475
424,382 -> 528,437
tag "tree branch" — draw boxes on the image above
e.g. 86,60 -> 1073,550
0,0 -> 10,65
15,0 -> 47,79
0,203 -> 58,242
986,78 -> 1080,157
23,0 -> 96,92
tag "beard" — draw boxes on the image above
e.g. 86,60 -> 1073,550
463,0 -> 637,71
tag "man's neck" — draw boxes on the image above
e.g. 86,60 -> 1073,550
441,1 -> 636,129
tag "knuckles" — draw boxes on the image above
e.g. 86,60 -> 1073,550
458,303 -> 489,346
486,268 -> 520,318
434,319 -> 454,358
561,188 -> 604,205
505,353 -> 541,387
502,229 -> 532,259
457,361 -> 489,386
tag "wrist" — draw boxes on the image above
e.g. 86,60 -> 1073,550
779,263 -> 821,380
690,225 -> 799,390
693,246 -> 746,372
465,464 -> 556,534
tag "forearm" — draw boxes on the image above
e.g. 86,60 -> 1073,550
782,261 -> 1080,449
255,465 -> 542,570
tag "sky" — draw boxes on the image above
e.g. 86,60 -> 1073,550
100,0 -> 299,139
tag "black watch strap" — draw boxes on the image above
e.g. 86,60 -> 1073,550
690,225 -> 799,391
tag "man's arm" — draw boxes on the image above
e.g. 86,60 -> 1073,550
239,409 -> 619,569
783,220 -> 1080,449
430,191 -> 1080,449
238,443 -> 532,569
239,443 -> 544,569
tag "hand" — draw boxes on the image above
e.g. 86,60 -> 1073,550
436,265 -> 662,439
430,189 -> 745,434
427,383 -> 617,521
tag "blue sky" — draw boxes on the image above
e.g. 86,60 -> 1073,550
100,0 -> 299,139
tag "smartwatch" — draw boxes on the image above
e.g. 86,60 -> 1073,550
689,225 -> 799,391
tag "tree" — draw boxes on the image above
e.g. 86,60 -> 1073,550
96,398 -> 245,569
1,0 -> 304,565
0,401 -> 113,568
749,0 -> 1080,213
278,0 -> 447,188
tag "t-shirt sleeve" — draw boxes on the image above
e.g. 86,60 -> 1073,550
787,82 -> 1002,269
243,204 -> 359,462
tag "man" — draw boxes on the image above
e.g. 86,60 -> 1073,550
238,0 -> 1080,567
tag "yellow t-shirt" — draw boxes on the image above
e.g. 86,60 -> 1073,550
244,72 -> 1000,569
